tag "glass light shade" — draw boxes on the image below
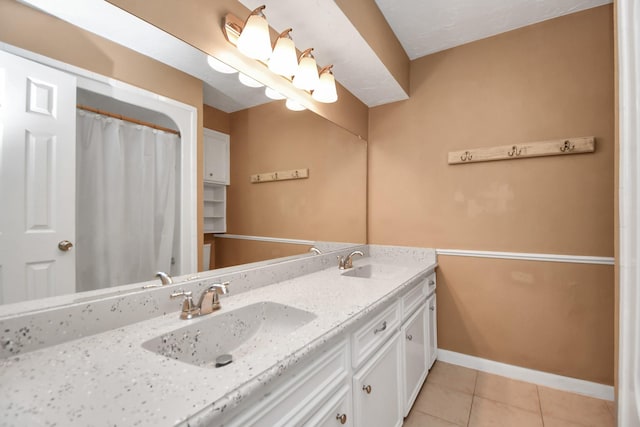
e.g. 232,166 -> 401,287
238,72 -> 264,88
206,56 -> 237,74
293,56 -> 319,91
265,87 -> 286,100
312,71 -> 338,103
237,13 -> 272,61
268,36 -> 298,77
285,98 -> 306,111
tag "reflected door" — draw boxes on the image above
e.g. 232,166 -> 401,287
0,50 -> 76,304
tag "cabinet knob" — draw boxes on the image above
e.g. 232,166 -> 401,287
407,334 -> 413,341
362,384 -> 372,394
429,280 -> 435,286
429,306 -> 435,311
336,413 -> 347,424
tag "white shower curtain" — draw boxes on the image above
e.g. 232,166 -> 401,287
76,110 -> 179,291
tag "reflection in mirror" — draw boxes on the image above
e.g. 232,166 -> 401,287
0,0 -> 366,312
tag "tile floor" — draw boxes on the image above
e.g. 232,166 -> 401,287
404,361 -> 615,427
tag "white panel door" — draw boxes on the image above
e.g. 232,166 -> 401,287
0,50 -> 76,304
427,294 -> 438,368
402,304 -> 428,416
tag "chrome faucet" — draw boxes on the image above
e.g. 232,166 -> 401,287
142,271 -> 174,289
338,250 -> 364,270
309,246 -> 322,255
170,282 -> 229,320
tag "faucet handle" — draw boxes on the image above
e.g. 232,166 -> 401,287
209,281 -> 230,294
170,290 -> 198,319
337,255 -> 346,270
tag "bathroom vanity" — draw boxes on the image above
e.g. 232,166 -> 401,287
0,245 -> 437,426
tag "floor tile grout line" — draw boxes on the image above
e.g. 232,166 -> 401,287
467,370 -> 479,427
413,407 -> 467,427
537,385 -> 545,427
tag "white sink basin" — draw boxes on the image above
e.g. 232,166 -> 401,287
341,263 -> 407,279
142,302 -> 316,368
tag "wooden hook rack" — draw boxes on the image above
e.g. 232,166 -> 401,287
448,136 -> 595,165
250,168 -> 309,183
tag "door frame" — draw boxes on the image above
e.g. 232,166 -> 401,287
0,42 -> 198,276
617,0 -> 640,425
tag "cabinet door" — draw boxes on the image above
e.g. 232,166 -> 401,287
427,294 -> 438,368
402,305 -> 428,416
353,333 -> 403,427
303,384 -> 352,427
203,129 -> 229,184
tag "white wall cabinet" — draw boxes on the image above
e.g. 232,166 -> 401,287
352,333 -> 403,427
203,128 -> 229,185
402,304 -> 428,416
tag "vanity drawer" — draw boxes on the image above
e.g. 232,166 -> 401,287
351,301 -> 401,368
226,339 -> 349,427
401,277 -> 427,320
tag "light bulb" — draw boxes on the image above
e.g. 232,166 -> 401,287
293,49 -> 319,91
285,98 -> 306,111
269,29 -> 298,77
265,87 -> 286,100
238,73 -> 264,88
312,66 -> 338,103
206,56 -> 237,74
236,6 -> 272,61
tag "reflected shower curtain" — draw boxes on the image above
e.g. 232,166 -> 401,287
76,110 -> 178,291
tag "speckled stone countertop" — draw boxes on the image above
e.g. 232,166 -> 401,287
0,245 -> 436,427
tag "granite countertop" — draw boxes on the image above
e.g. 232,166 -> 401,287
0,247 -> 436,427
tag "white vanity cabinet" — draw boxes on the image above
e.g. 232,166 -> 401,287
401,304 -> 428,416
352,333 -> 403,427
222,340 -> 350,427
427,292 -> 438,368
203,128 -> 230,184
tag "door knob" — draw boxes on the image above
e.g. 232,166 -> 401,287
58,240 -> 73,251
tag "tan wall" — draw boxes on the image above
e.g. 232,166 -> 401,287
368,6 -> 615,384
203,104 -> 231,134
213,238 -> 309,270
227,101 -> 367,245
0,0 -> 206,270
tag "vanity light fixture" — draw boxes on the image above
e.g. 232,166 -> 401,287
292,48 -> 319,91
206,55 -> 237,74
285,98 -> 307,111
238,72 -> 264,88
223,6 -> 338,105
236,5 -> 272,61
311,65 -> 338,103
265,87 -> 286,100
269,29 -> 298,77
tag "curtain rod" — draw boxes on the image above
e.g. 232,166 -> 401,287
77,104 -> 180,136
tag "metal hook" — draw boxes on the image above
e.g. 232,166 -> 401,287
460,151 -> 472,162
560,140 -> 574,152
507,145 -> 522,157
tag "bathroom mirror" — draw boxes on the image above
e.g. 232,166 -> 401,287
0,1 -> 366,310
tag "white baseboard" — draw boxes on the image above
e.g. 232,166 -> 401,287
437,349 -> 614,401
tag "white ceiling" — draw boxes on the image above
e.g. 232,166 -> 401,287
375,0 -> 613,60
16,0 -> 613,112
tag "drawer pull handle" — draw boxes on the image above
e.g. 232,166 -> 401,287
336,413 -> 347,424
429,306 -> 435,311
374,321 -> 387,334
362,384 -> 372,394
407,334 -> 413,341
